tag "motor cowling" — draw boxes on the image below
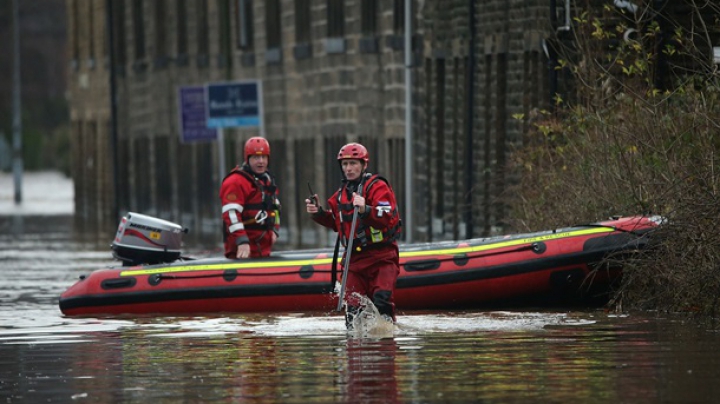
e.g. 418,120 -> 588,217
111,212 -> 187,266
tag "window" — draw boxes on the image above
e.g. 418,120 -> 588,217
88,1 -> 95,64
132,0 -> 146,60
326,0 -> 344,38
295,0 -> 310,44
196,0 -> 209,65
266,0 -> 281,49
237,0 -> 254,50
359,0 -> 378,53
361,0 -> 378,36
265,0 -> 281,63
154,0 -> 167,66
176,0 -> 188,58
389,0 -> 414,51
393,0 -> 404,33
325,0 -> 345,53
112,0 -> 127,68
218,0 -> 231,66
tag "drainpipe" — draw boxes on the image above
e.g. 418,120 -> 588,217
557,0 -> 571,32
404,0 -> 413,243
12,0 -> 22,204
106,0 -> 120,222
464,0 -> 476,238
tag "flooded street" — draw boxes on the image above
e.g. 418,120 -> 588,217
2,173 -> 720,403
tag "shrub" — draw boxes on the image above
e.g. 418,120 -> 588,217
507,1 -> 720,316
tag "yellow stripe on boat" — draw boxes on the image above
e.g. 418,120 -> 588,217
405,227 -> 614,258
120,258 -> 334,276
120,226 -> 614,276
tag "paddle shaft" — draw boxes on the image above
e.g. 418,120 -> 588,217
330,231 -> 340,286
336,206 -> 359,311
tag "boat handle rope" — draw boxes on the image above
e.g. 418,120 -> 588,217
145,243 -> 544,281
572,223 -> 648,236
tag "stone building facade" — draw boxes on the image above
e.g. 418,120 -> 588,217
66,0 -> 718,249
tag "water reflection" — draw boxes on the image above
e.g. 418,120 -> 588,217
3,214 -> 720,403
57,324 -> 401,402
341,338 -> 398,403
3,311 -> 720,403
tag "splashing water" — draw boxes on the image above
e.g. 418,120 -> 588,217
346,293 -> 395,339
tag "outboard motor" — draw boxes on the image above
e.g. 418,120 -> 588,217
111,212 -> 188,266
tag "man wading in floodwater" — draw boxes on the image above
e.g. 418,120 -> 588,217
305,143 -> 402,330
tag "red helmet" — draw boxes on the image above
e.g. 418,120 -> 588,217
337,143 -> 369,164
244,137 -> 270,161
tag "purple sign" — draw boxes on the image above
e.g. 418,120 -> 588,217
178,86 -> 218,143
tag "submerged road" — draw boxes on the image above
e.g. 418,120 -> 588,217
0,171 -> 73,216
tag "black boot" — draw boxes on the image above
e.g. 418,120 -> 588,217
372,290 -> 394,322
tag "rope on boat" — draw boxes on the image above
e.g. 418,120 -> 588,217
153,243 -> 541,281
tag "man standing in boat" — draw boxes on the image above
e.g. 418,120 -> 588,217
220,137 -> 281,259
305,142 -> 402,328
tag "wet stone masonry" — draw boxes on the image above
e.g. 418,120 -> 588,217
67,0 -> 557,247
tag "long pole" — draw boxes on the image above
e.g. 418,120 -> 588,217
404,0 -> 413,243
218,128 -> 226,182
12,0 -> 23,204
336,207 -> 359,311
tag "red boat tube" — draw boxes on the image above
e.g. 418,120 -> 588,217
59,215 -> 663,316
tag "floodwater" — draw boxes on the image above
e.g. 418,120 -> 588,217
2,173 -> 720,403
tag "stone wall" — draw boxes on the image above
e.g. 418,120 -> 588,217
67,0 -> 557,249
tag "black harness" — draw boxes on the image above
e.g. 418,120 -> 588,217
234,166 -> 280,230
335,173 -> 402,248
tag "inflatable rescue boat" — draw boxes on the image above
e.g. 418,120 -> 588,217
58,213 -> 663,316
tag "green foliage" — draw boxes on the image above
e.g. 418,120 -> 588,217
507,1 -> 720,318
